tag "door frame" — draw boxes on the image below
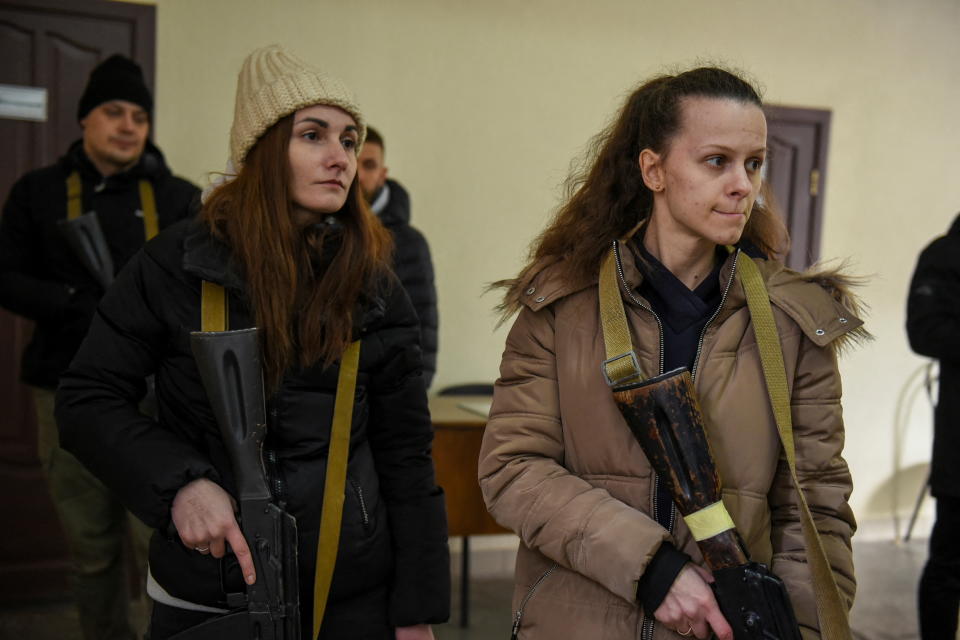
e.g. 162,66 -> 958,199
4,0 -> 155,88
0,0 -> 156,604
764,104 -> 832,269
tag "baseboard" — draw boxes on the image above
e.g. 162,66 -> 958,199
855,513 -> 933,543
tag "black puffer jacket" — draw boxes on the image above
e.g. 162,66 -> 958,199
907,212 -> 960,498
0,140 -> 198,389
376,179 -> 438,387
56,219 -> 450,636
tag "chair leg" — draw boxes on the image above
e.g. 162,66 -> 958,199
460,536 -> 470,627
904,472 -> 931,542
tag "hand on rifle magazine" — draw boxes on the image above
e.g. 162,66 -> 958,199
654,563 -> 733,640
171,477 -> 257,585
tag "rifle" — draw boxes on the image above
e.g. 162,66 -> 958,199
57,211 -> 114,291
172,327 -> 300,639
614,367 -> 801,640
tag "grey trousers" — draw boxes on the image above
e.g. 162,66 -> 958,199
35,387 -> 153,640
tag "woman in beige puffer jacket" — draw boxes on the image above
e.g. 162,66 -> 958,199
479,67 -> 861,640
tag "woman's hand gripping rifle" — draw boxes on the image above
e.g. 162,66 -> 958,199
613,367 -> 801,640
179,328 -> 300,640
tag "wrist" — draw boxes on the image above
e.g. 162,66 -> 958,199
637,542 -> 691,614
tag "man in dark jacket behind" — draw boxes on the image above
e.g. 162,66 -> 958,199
906,212 -> 960,640
358,126 -> 438,387
0,54 -> 198,640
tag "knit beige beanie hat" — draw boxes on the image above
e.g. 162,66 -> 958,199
229,44 -> 365,168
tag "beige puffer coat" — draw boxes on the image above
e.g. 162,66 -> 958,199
478,243 -> 860,640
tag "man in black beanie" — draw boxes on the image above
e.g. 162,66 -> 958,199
0,54 -> 198,639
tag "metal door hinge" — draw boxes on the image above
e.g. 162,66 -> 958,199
809,169 -> 821,197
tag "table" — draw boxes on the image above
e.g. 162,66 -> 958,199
429,395 -> 509,626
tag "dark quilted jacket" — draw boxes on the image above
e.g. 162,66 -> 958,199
377,179 -> 438,388
0,140 -> 198,388
56,219 -> 450,636
907,213 -> 960,498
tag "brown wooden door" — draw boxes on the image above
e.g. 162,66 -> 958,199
764,106 -> 832,270
0,0 -> 154,604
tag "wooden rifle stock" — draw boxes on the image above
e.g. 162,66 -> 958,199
614,367 -> 801,640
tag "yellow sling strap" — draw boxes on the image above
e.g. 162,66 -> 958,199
138,179 -> 160,240
200,281 -> 228,332
597,244 -> 851,638
66,171 -> 159,240
738,254 -> 852,640
599,244 -> 643,385
199,281 -> 360,639
312,339 -> 360,638
66,171 -> 83,221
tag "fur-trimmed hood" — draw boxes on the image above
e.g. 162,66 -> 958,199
515,241 -> 868,354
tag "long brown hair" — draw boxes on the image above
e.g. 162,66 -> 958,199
202,114 -> 393,390
497,67 -> 788,316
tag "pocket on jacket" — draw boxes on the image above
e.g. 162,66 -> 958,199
512,547 -> 638,639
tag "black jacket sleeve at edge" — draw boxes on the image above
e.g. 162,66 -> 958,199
394,226 -> 439,388
906,234 -> 960,361
366,278 -> 450,626
55,246 -> 219,531
0,176 -> 73,321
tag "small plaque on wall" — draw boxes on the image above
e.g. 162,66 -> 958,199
0,84 -> 47,122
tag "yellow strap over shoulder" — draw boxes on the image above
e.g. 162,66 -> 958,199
599,243 -> 642,385
683,500 -> 736,542
66,172 -> 83,221
738,254 -> 852,640
65,172 -> 158,241
139,179 -> 159,240
200,281 -> 227,332
313,339 -> 361,638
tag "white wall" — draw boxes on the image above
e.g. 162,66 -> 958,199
144,0 -> 960,528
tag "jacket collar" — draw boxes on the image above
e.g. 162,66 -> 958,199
182,219 -> 246,292
179,218 -> 390,336
522,238 -> 864,349
61,138 -> 171,185
374,179 -> 411,226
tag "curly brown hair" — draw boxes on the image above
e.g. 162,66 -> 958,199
497,67 -> 788,317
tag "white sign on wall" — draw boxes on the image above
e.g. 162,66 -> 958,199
0,84 -> 47,122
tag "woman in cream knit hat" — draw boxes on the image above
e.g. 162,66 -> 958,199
56,45 -> 450,639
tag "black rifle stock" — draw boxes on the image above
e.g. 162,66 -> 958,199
172,328 -> 299,640
614,367 -> 801,640
57,211 -> 114,291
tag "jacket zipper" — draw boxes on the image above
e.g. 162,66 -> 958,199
689,249 -> 741,382
511,563 -> 558,640
622,244 -> 741,639
640,616 -> 655,640
613,241 -> 665,377
350,479 -> 370,527
613,241 -> 716,640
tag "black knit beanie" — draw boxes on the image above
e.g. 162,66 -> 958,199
76,54 -> 153,121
